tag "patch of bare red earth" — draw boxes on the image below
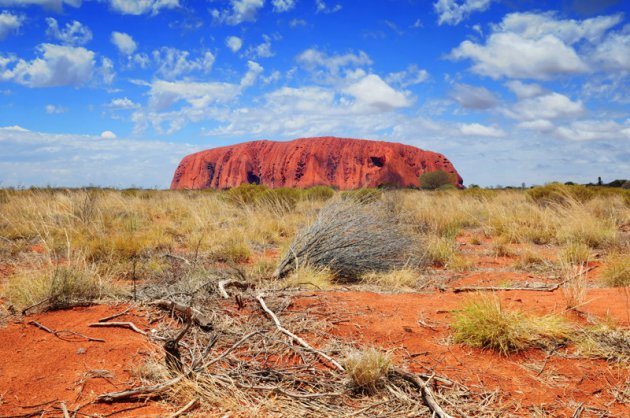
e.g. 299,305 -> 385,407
293,289 -> 629,416
0,305 -> 167,417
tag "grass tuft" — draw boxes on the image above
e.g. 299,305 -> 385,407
344,347 -> 391,392
452,295 -> 570,355
601,252 -> 630,287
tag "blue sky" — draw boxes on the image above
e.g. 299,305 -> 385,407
0,0 -> 629,188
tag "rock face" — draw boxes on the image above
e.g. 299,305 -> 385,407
170,137 -> 463,190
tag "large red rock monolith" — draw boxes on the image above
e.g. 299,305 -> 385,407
170,137 -> 463,189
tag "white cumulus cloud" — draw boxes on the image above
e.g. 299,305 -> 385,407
226,36 -> 243,53
343,74 -> 412,111
297,48 -> 372,79
111,31 -> 137,55
107,97 -> 139,109
0,0 -> 81,12
108,0 -> 179,15
45,18 -> 92,46
152,47 -> 215,79
434,0 -> 494,26
447,12 -> 623,79
449,83 -> 499,109
0,11 -> 24,40
272,0 -> 295,12
459,122 -> 505,137
212,0 -> 264,25
386,65 -> 429,87
507,92 -> 584,121
0,43 -> 95,87
45,104 -> 67,114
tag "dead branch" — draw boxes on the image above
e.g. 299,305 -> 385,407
452,280 -> 568,293
97,375 -> 184,403
60,401 -> 70,418
256,293 -> 345,372
167,398 -> 199,418
149,300 -> 213,330
217,280 -> 253,299
28,320 -> 105,343
88,322 -> 147,335
202,331 -> 263,369
98,306 -> 133,322
391,369 -> 454,418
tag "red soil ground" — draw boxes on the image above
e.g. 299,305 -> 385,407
0,305 -> 166,417
1,232 -> 628,416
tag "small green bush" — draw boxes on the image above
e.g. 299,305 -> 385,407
419,170 -> 455,190
452,295 -> 570,355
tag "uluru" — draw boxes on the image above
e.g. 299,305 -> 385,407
170,137 -> 463,190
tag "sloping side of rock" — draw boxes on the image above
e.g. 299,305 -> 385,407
171,137 -> 463,189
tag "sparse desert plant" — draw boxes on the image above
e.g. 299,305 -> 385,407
559,242 -> 591,265
601,252 -> 630,287
492,240 -> 516,257
344,347 -> 391,392
574,323 -> 630,364
419,170 -> 455,190
273,197 -> 423,280
361,268 -> 419,290
4,261 -> 114,312
558,243 -> 590,310
282,265 -> 335,290
426,235 -> 457,267
515,251 -> 546,270
452,294 -> 570,355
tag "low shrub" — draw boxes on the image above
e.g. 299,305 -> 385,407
344,348 -> 391,392
419,170 -> 456,190
452,295 -> 570,355
274,197 -> 422,280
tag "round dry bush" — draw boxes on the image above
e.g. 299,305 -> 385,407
274,197 -> 425,281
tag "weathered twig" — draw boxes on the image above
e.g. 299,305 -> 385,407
217,280 -> 252,299
97,375 -> 184,403
202,331 -> 263,369
149,300 -> 213,330
452,279 -> 569,293
256,293 -> 345,372
391,369 -> 454,418
88,322 -> 147,336
167,398 -> 199,418
60,401 -> 70,418
98,306 -> 133,322
28,320 -> 105,342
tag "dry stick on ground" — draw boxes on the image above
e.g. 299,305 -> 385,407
28,320 -> 105,342
211,373 -> 343,399
391,369 -> 455,418
98,331 -> 261,403
167,398 -> 199,418
98,306 -> 133,322
149,300 -> 213,330
256,293 -> 345,372
452,266 -> 597,293
452,279 -> 570,293
97,375 -> 185,403
59,402 -> 70,418
88,322 -> 147,335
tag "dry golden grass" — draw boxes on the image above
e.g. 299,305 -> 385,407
344,347 -> 392,392
360,268 -> 419,290
601,252 -> 630,287
452,294 -> 570,355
